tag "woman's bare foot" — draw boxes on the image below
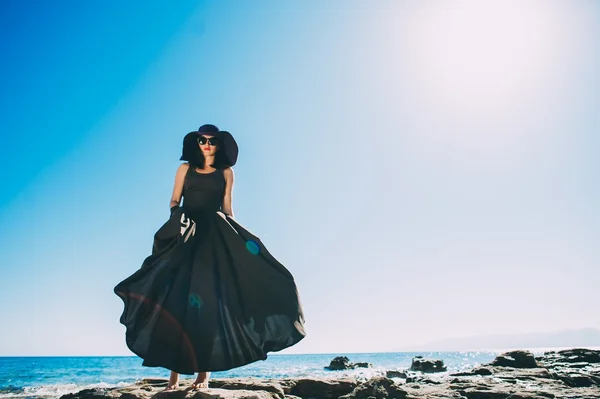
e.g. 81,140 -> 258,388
164,370 -> 179,391
190,371 -> 211,389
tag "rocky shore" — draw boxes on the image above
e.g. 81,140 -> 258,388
61,348 -> 600,399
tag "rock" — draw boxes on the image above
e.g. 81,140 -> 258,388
449,377 -> 477,385
451,367 -> 493,377
266,379 -> 296,393
546,348 -> 600,364
554,362 -> 590,369
504,367 -> 554,381
324,357 -> 372,371
472,367 -> 493,376
339,377 -> 408,399
410,356 -> 448,373
187,389 -> 281,398
417,378 -> 442,385
60,388 -> 114,399
386,370 -> 408,378
535,347 -> 600,390
489,350 -> 538,368
287,377 -> 357,399
454,386 -> 555,399
61,383 -> 282,399
405,375 -> 442,385
554,372 -> 600,388
325,356 -> 355,370
211,379 -> 285,397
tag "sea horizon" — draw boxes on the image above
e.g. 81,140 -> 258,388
4,344 -> 600,357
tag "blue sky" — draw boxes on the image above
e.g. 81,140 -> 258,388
0,0 -> 599,356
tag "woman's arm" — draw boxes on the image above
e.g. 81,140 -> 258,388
170,163 -> 189,210
222,167 -> 235,217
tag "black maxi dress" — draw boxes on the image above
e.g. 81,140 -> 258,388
114,165 -> 306,374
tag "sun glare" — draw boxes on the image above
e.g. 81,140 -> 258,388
407,1 -> 566,110
381,0 -> 589,157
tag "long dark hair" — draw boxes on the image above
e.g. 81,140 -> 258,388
188,143 -> 230,170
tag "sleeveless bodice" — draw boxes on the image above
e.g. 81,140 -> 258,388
182,165 -> 225,216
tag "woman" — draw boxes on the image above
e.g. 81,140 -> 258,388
114,124 -> 306,391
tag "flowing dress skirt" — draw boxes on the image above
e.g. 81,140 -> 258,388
114,208 -> 306,374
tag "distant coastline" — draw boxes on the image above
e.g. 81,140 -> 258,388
390,327 -> 600,352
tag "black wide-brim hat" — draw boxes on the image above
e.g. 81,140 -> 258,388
180,124 -> 239,167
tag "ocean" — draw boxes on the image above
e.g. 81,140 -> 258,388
0,349 -> 557,399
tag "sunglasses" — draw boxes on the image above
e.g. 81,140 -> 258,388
197,136 -> 220,146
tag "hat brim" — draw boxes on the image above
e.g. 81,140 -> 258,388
180,130 -> 238,167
